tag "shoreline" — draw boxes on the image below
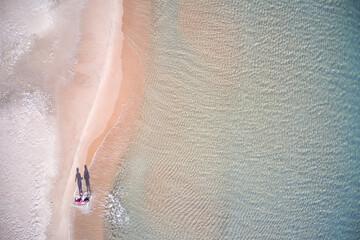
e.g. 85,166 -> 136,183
70,0 -> 152,238
50,0 -> 151,239
50,0 -> 123,239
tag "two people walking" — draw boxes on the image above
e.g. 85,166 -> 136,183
75,165 -> 91,196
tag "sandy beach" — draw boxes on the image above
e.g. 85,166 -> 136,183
50,0 -> 122,239
70,0 -> 153,238
1,0 -> 359,239
50,0 -> 149,239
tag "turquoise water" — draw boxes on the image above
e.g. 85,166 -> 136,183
106,1 -> 360,239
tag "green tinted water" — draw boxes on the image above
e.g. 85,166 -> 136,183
106,1 -> 360,239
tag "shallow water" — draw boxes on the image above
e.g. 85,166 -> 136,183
106,1 -> 360,239
0,0 -> 83,238
0,92 -> 56,239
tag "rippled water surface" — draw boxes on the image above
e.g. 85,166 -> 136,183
106,1 -> 360,239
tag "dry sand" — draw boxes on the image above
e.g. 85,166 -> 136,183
49,0 -> 151,239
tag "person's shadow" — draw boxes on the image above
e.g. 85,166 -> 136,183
84,165 -> 91,195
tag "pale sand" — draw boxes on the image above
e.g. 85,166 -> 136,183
50,0 -> 123,239
70,0 -> 153,238
50,0 -> 151,239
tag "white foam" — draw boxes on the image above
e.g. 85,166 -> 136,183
106,190 -> 129,226
0,92 -> 56,239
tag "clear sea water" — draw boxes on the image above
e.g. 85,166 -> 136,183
106,1 -> 360,239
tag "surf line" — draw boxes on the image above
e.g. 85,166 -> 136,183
90,103 -> 127,168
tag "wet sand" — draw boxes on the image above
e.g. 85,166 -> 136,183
50,0 -> 151,239
50,0 -> 123,239
70,0 -> 152,238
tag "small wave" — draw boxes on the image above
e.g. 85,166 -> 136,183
106,186 -> 130,228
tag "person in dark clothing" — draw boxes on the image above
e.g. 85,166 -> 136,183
84,164 -> 91,195
75,167 -> 83,196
